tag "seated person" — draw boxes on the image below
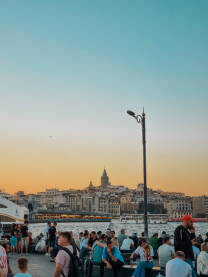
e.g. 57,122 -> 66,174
120,236 -> 134,252
130,238 -> 154,277
158,236 -> 174,270
101,238 -> 124,277
166,251 -> 192,277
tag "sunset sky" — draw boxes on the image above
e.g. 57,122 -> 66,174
0,1 -> 207,195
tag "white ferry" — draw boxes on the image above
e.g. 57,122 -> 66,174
0,192 -> 28,224
112,214 -> 168,224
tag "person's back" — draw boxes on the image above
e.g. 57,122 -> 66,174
166,257 -> 192,277
158,237 -> 174,268
118,229 -> 127,248
14,257 -> 32,277
150,234 -> 158,250
120,237 -> 134,251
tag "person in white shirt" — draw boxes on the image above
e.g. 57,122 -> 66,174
166,251 -> 192,277
120,236 -> 134,251
130,238 -> 154,277
158,236 -> 174,269
197,242 -> 208,276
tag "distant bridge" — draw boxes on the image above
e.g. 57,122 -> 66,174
30,209 -> 113,217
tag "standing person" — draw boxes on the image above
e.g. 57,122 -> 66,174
174,214 -> 197,277
48,222 -> 57,255
166,251 -> 192,277
10,230 -> 17,254
16,225 -> 22,253
101,239 -> 124,277
88,234 -> 108,277
53,231 -> 79,277
87,231 -> 97,250
14,257 -> 32,277
97,231 -> 102,240
92,234 -> 107,263
117,229 -> 127,248
110,231 -> 119,248
80,231 -> 90,258
150,233 -> 159,258
44,222 -> 51,256
158,236 -> 175,271
21,221 -> 29,255
0,244 -> 8,277
197,242 -> 208,276
130,238 -> 154,277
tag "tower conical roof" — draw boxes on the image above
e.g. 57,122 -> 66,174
102,168 -> 108,177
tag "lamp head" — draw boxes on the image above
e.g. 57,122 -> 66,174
127,110 -> 135,117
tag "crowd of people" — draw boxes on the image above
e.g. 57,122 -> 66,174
0,214 -> 208,276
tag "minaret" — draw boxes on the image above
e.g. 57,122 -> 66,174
101,168 -> 109,186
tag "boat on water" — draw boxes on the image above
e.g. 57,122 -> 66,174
112,214 -> 168,224
0,191 -> 28,224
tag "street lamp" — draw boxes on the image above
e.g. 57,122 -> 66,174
127,108 -> 148,237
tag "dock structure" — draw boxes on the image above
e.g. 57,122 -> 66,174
9,254 -> 55,277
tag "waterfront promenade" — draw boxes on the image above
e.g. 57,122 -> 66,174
9,254 -> 55,277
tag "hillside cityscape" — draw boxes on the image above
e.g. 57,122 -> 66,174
7,169 -> 208,219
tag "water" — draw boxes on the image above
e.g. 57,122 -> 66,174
29,222 -> 208,239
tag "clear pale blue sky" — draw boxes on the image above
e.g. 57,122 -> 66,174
0,0 -> 207,194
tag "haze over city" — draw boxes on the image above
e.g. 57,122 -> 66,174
0,1 -> 207,195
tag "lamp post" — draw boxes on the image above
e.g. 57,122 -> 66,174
127,108 -> 148,237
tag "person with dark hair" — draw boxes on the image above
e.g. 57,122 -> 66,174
130,238 -> 154,277
54,231 -> 79,277
93,234 -> 107,263
158,231 -> 167,248
131,233 -> 139,249
48,222 -> 57,254
166,251 -> 192,277
80,231 -> 90,258
87,231 -> 97,250
110,231 -> 119,248
21,221 -> 29,255
97,231 -> 102,240
101,239 -> 124,277
14,257 -> 31,277
158,236 -> 174,270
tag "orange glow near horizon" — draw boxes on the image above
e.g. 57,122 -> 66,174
0,135 -> 207,196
